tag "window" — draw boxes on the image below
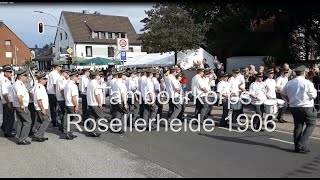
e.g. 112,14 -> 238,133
108,47 -> 114,57
65,32 -> 68,39
93,32 -> 98,38
128,47 -> 134,52
99,32 -> 105,39
115,32 -> 119,39
5,52 -> 12,58
86,46 -> 92,57
5,40 -> 11,46
60,47 -> 62,53
120,32 -> 126,38
60,33 -> 62,40
108,32 -> 113,39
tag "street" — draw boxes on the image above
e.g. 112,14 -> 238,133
0,104 -> 320,178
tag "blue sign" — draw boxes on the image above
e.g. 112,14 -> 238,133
121,50 -> 126,61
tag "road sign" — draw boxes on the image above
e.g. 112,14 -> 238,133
67,48 -> 73,54
117,38 -> 129,50
121,50 -> 126,61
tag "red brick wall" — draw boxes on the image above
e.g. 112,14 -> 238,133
0,24 -> 31,66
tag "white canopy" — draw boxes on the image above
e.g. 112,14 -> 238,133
124,48 -> 214,69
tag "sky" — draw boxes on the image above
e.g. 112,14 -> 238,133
0,3 -> 154,48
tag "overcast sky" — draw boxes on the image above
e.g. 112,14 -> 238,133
0,3 -> 154,48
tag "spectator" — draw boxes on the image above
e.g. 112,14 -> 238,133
283,63 -> 293,79
180,73 -> 187,93
203,59 -> 210,68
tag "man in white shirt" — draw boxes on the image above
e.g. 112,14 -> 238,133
63,72 -> 80,140
13,70 -> 32,145
191,68 -> 205,118
47,62 -> 63,127
33,74 -> 51,142
1,65 -> 15,137
109,71 -> 118,118
194,68 -> 209,124
139,70 -> 147,118
249,73 -> 268,130
229,69 -> 244,122
79,68 -> 90,120
281,65 -> 317,153
142,71 -> 157,130
265,69 -> 277,100
126,70 -> 140,124
87,71 -> 104,137
152,71 -> 163,119
25,64 -> 38,136
217,73 -> 231,127
276,69 -> 289,123
56,69 -> 69,132
113,71 -> 128,134
165,68 -> 182,124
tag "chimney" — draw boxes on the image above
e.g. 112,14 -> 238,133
83,10 -> 90,14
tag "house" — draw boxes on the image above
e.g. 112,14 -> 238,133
30,46 -> 54,70
0,21 -> 31,66
53,10 -> 143,62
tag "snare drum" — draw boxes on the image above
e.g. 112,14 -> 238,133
263,99 -> 278,114
230,96 -> 242,110
276,99 -> 285,108
240,92 -> 251,104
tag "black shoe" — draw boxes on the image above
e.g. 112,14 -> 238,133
66,134 -> 74,140
17,140 -> 31,145
295,146 -> 310,153
4,133 -> 15,137
32,137 -> 46,142
90,133 -> 101,137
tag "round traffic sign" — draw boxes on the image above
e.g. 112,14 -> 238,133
119,39 -> 127,48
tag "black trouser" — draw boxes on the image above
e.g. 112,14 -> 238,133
168,98 -> 182,123
88,106 -> 105,134
177,98 -> 186,121
34,109 -> 51,138
291,107 -> 317,148
63,106 -> 79,134
197,97 -> 209,124
57,101 -> 66,130
2,103 -> 15,135
113,103 -> 128,131
15,107 -> 32,142
276,93 -> 288,120
28,103 -> 37,134
253,104 -> 264,127
143,100 -> 158,125
48,94 -> 58,125
220,99 -> 230,126
139,96 -> 145,118
156,97 -> 163,119
80,94 -> 89,120
128,98 -> 140,124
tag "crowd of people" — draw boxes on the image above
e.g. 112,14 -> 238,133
0,61 -> 318,153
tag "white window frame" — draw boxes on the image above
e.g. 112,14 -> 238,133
5,40 -> 11,46
5,52 -> 12,58
86,46 -> 92,57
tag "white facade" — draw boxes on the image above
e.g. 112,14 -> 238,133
53,13 -> 142,62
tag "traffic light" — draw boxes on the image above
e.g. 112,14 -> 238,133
67,54 -> 72,65
38,22 -> 44,34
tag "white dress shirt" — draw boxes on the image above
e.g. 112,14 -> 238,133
249,81 -> 267,105
195,77 -> 207,98
229,76 -> 241,96
1,77 -> 13,104
47,70 -> 60,94
276,76 -> 288,92
79,75 -> 89,95
34,83 -> 49,110
56,76 -> 68,101
87,79 -> 103,106
165,74 -> 180,98
126,77 -> 138,99
64,80 -> 79,107
217,80 -> 231,100
281,76 -> 317,107
264,78 -> 277,99
191,74 -> 201,96
13,80 -> 29,107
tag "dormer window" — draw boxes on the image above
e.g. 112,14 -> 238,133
93,32 -> 98,38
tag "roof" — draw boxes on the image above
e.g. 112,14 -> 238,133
30,48 -> 54,60
61,11 -> 142,45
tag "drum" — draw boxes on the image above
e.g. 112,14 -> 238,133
240,92 -> 251,104
263,99 -> 278,114
230,96 -> 242,110
276,99 -> 285,108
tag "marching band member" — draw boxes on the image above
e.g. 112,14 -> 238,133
265,69 -> 277,100
1,65 -> 15,137
126,70 -> 140,125
56,69 -> 69,132
63,71 -> 80,140
217,73 -> 231,127
194,68 -> 209,124
139,70 -> 147,118
281,65 -> 317,153
191,68 -> 205,118
13,70 -> 32,145
79,68 -> 90,120
249,73 -> 268,130
228,69 -> 243,122
152,71 -> 163,119
47,62 -> 63,127
26,64 -> 38,136
86,71 -> 104,137
142,70 -> 157,130
33,74 -> 51,142
203,69 -> 213,119
109,71 -> 118,118
276,69 -> 289,123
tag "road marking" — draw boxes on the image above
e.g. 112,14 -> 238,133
270,138 -> 294,145
275,130 -> 320,141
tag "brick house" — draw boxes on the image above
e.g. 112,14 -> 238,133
0,21 -> 31,66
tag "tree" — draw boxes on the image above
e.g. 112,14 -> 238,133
140,3 -> 208,65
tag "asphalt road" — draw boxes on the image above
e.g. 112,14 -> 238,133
1,105 -> 320,178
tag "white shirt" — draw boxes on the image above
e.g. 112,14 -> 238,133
112,79 -> 127,103
29,81 -> 38,103
195,77 -> 207,98
34,83 -> 49,110
236,74 -> 246,90
56,76 -> 68,101
126,77 -> 138,98
217,80 -> 231,99
144,78 -> 155,101
140,76 -> 149,100
264,78 -> 276,99
229,76 -> 241,96
47,70 -> 60,94
165,74 -> 180,98
1,77 -> 13,104
281,76 -> 317,107
134,76 -> 140,91
191,74 -> 201,96
152,77 -> 160,95
13,80 -> 29,107
276,76 -> 288,92
79,75 -> 89,95
249,81 -> 267,105
64,80 -> 79,107
87,79 -> 103,106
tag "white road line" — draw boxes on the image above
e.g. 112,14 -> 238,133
275,130 -> 320,140
270,138 -> 294,145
